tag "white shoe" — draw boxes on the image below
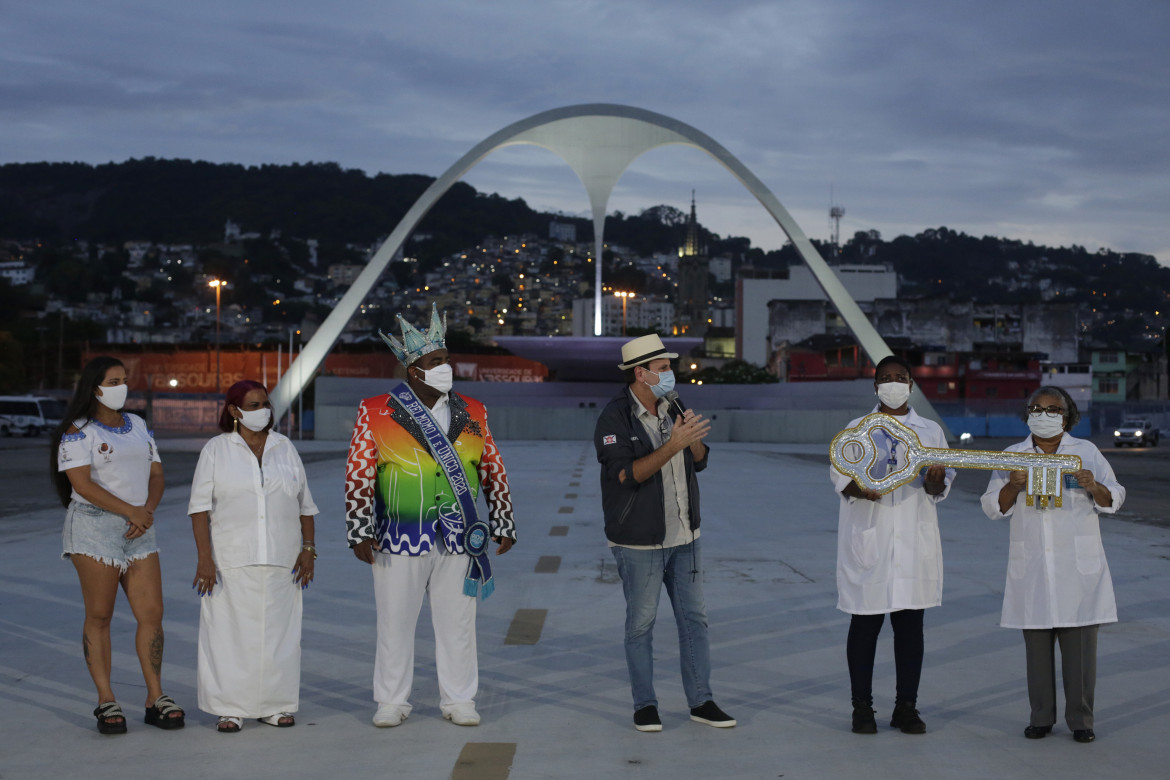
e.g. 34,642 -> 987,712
442,703 -> 481,726
373,704 -> 410,727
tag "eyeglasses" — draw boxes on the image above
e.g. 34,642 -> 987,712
658,416 -> 671,440
1027,404 -> 1066,417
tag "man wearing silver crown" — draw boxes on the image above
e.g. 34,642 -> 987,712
344,303 -> 517,728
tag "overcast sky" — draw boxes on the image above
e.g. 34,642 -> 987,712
3,0 -> 1167,264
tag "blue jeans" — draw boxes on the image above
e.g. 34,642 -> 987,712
611,540 -> 712,711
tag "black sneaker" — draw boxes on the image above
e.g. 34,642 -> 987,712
889,702 -> 926,734
689,701 -> 736,728
852,703 -> 877,734
634,705 -> 662,732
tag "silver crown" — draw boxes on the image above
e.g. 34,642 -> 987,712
379,303 -> 447,365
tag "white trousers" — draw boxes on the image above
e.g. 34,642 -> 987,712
371,548 -> 477,712
197,565 -> 302,717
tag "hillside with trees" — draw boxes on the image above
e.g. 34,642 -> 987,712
1,159 -> 1165,371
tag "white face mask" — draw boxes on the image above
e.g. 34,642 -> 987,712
416,363 -> 453,394
95,383 -> 128,411
237,407 -> 271,432
1027,412 -> 1065,439
876,381 -> 911,409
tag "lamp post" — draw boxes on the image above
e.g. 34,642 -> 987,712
208,279 -> 223,392
614,291 -> 635,336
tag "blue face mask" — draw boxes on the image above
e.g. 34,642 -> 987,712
644,368 -> 676,399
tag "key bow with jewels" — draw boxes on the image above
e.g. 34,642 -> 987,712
830,413 -> 1082,508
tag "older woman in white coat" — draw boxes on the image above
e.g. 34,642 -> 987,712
980,386 -> 1123,745
189,380 -> 319,733
833,356 -> 953,736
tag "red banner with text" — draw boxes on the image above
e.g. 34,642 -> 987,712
84,350 -> 548,394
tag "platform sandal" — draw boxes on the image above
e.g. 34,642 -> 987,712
94,701 -> 128,735
144,694 -> 185,730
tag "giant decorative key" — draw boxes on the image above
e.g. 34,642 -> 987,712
830,413 -> 1082,508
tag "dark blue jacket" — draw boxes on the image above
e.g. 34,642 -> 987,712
593,388 -> 707,546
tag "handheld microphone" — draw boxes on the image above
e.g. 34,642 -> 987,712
664,390 -> 688,419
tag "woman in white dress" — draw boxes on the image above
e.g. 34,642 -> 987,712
51,356 -> 186,734
189,380 -> 319,733
980,386 -> 1123,744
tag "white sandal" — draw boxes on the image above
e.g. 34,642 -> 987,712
258,712 -> 295,727
217,716 -> 243,733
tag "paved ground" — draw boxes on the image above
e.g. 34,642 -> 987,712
2,434 -> 1169,779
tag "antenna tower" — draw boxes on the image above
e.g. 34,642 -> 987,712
829,187 -> 845,258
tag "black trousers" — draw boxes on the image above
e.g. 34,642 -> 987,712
846,609 -> 925,706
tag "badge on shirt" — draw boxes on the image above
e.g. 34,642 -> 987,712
99,442 -> 114,463
603,434 -> 617,445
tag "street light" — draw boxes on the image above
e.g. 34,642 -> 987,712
208,279 -> 223,392
614,291 -> 635,336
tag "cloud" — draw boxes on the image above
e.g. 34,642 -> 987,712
1,0 -> 1167,262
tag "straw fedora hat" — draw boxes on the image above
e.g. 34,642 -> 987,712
618,334 -> 678,370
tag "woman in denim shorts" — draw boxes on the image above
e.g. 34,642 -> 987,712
51,356 -> 185,734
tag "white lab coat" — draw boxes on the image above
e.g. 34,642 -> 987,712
833,407 -> 955,615
980,434 -> 1123,629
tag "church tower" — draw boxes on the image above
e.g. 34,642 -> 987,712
676,191 -> 710,336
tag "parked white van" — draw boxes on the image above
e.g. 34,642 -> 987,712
0,396 -> 68,437
0,415 -> 29,437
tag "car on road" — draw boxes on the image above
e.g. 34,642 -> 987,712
1114,418 -> 1160,447
0,396 -> 67,437
0,415 -> 30,437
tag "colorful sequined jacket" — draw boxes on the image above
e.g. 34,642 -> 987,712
344,390 -> 516,554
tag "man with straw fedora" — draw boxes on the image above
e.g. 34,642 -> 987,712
593,334 -> 736,733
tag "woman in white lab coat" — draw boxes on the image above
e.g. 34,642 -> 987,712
833,356 -> 953,736
981,386 -> 1123,745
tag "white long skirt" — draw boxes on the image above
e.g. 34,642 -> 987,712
197,565 -> 302,717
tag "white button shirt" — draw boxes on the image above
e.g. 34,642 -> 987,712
427,392 -> 451,433
980,433 -> 1123,629
188,430 -> 319,570
832,406 -> 954,615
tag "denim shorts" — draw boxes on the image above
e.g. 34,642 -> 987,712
62,500 -> 158,573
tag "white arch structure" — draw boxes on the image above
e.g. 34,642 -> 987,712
272,103 -> 942,430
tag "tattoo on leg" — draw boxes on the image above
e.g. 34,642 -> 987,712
149,629 -> 164,676
83,632 -> 92,666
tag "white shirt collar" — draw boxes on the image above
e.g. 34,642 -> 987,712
629,387 -> 664,419
870,403 -> 922,427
